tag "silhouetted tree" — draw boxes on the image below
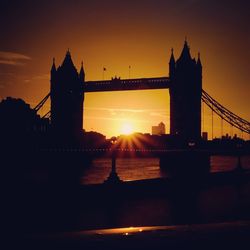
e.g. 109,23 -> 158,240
0,97 -> 38,133
0,97 -> 50,147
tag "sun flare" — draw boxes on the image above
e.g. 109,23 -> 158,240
121,122 -> 133,135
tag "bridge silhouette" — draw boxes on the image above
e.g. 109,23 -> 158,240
34,46 -> 250,136
6,41 -> 248,177
35,90 -> 250,136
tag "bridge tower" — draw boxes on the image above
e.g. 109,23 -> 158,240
169,40 -> 202,142
50,50 -> 84,138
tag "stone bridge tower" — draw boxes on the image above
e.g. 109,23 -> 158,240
169,41 -> 202,142
50,50 -> 84,138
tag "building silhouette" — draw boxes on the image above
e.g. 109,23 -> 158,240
50,50 -> 84,138
152,122 -> 166,135
169,40 -> 202,142
202,132 -> 208,141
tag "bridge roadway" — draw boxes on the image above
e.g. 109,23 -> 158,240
84,77 -> 170,92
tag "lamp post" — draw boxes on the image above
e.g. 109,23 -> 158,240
104,142 -> 122,184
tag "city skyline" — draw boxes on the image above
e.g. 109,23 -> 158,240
0,0 -> 249,139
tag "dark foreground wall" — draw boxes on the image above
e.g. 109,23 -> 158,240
9,170 -> 250,234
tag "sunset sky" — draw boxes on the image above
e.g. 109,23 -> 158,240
0,0 -> 249,139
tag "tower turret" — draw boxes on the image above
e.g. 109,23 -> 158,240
169,40 -> 202,142
79,61 -> 85,82
196,52 -> 202,82
50,58 -> 57,97
50,50 -> 85,141
169,48 -> 175,79
51,58 -> 56,73
62,50 -> 75,69
177,39 -> 192,63
50,58 -> 57,80
197,52 -> 202,69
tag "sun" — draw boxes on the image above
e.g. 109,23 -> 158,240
121,122 -> 133,135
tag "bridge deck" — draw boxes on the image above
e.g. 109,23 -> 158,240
84,77 -> 170,92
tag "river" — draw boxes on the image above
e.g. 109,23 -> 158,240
81,155 -> 250,185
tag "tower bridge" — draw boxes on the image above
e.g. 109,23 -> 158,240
35,40 -> 250,140
49,40 -> 202,141
31,40 -> 250,181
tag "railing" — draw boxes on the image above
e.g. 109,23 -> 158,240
84,77 -> 170,92
39,148 -> 247,156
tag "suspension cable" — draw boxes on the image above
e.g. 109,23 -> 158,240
34,93 -> 50,112
202,90 -> 250,134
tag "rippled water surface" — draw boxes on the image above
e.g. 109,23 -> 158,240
81,155 -> 250,184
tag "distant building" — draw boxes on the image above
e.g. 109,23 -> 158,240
202,132 -> 208,141
152,122 -> 166,135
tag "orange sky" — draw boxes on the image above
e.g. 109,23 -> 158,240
0,0 -> 249,139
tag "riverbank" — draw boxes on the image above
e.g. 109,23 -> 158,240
9,169 -> 249,235
23,220 -> 250,250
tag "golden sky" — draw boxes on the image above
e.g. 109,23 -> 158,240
0,0 -> 249,139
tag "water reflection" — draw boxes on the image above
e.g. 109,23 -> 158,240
81,156 -> 250,185
80,225 -> 171,235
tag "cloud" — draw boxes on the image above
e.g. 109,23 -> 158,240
85,107 -> 145,113
0,72 -> 14,76
0,51 -> 31,66
32,74 -> 50,80
24,74 -> 50,84
84,115 -> 151,124
84,107 -> 169,114
150,112 -> 169,119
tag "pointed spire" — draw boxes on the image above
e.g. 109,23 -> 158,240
51,57 -> 56,72
178,39 -> 192,62
64,48 -> 71,61
61,49 -> 76,70
197,52 -> 201,63
197,52 -> 202,67
79,60 -> 85,81
65,49 -> 71,59
169,48 -> 176,79
169,48 -> 175,64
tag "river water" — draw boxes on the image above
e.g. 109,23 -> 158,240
81,156 -> 250,185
